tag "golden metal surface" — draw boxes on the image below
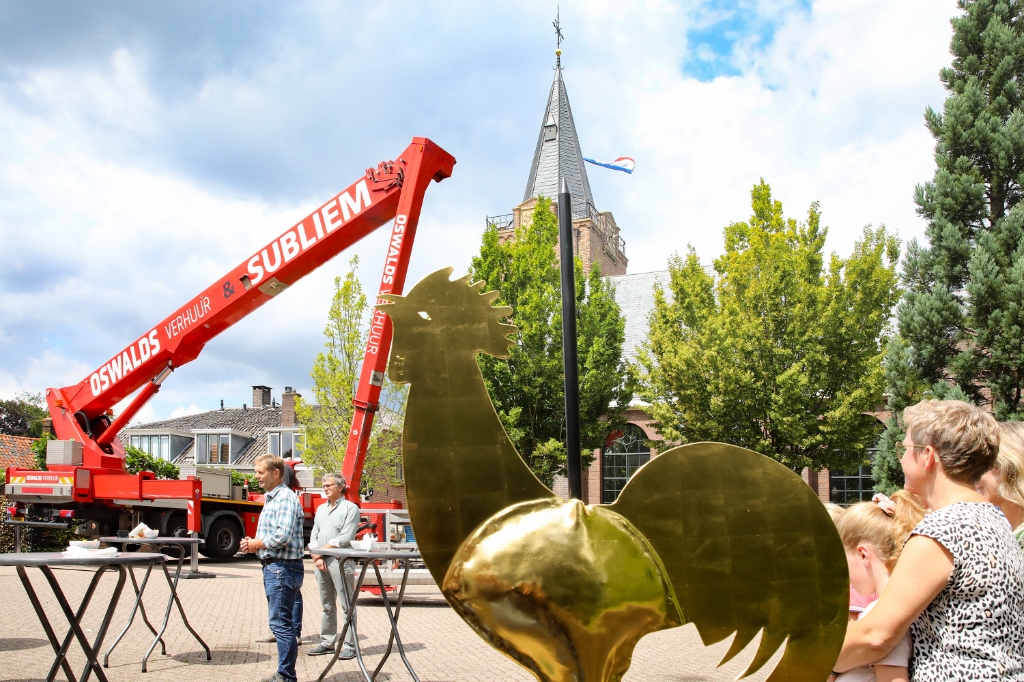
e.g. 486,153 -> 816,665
381,268 -> 848,682
378,267 -> 553,585
443,498 -> 682,682
612,443 -> 849,680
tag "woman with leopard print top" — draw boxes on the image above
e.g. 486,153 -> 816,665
834,400 -> 1024,681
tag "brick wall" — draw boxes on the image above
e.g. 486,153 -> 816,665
504,198 -> 627,276
801,468 -> 832,502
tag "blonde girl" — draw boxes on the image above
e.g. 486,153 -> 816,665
976,421 -> 1024,550
832,491 -> 926,682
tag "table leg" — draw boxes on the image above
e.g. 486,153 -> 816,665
15,566 -> 78,682
369,559 -> 419,682
75,565 -> 128,682
42,565 -> 108,682
104,562 -> 166,667
317,558 -> 372,682
40,564 -> 125,682
158,547 -> 211,660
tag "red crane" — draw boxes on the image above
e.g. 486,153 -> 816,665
6,138 -> 455,543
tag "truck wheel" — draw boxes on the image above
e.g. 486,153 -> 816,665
166,515 -> 188,538
201,518 -> 241,560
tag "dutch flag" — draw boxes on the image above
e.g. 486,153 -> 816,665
583,156 -> 635,174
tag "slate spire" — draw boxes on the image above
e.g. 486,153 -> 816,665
522,57 -> 594,214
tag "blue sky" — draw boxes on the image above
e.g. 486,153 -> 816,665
0,0 -> 957,422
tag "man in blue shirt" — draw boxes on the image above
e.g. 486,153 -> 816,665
242,454 -> 305,682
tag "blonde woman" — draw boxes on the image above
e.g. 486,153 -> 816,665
976,421 -> 1024,550
833,400 -> 1024,681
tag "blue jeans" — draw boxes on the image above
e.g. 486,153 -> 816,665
264,559 -> 304,681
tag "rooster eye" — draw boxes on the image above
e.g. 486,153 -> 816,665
417,311 -> 431,320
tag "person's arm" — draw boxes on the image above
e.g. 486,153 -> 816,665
834,535 -> 953,671
329,504 -> 360,548
309,508 -> 321,549
874,666 -> 909,682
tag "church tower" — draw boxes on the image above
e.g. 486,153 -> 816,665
487,48 -> 628,276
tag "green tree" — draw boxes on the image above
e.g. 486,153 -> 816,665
470,197 -> 632,486
0,392 -> 48,437
875,0 -> 1024,491
30,432 -> 55,470
124,445 -> 179,480
638,181 -> 901,472
295,256 -> 406,491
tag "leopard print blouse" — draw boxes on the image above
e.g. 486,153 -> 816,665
909,502 -> 1024,681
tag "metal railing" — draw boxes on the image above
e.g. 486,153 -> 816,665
485,203 -> 627,259
486,214 -> 514,230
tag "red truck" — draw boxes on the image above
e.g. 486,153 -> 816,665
5,139 -> 455,559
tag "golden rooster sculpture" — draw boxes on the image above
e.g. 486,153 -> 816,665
378,268 -> 848,682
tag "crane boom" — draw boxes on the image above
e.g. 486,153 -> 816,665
46,138 -> 456,473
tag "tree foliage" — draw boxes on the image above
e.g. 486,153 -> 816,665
30,432 -> 54,470
470,197 -> 632,486
0,392 -> 48,438
124,445 -> 179,480
295,256 -> 406,490
876,0 -> 1024,491
638,180 -> 901,472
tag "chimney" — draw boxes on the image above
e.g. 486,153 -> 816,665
252,385 -> 272,409
282,387 -> 300,427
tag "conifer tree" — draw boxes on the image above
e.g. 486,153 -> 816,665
875,0 -> 1024,491
470,197 -> 632,486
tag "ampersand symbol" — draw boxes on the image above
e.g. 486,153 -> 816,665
223,281 -> 235,298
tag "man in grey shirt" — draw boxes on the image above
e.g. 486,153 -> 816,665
306,472 -> 359,657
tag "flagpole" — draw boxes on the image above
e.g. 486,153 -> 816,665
558,177 -> 583,501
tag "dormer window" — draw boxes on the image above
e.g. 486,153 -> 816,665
125,430 -> 192,462
267,427 -> 305,459
543,114 -> 557,142
193,429 -> 252,465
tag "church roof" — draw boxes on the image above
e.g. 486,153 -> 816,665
605,270 -> 671,364
523,64 -> 595,216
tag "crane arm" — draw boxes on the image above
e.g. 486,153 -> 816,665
47,138 -> 455,471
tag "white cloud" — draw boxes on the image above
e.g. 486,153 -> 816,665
170,404 -> 205,419
0,0 -> 961,420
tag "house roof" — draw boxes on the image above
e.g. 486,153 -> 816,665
120,406 -> 284,468
0,434 -> 36,471
605,270 -> 671,364
122,403 -> 405,469
522,63 -> 595,214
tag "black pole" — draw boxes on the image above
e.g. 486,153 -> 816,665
558,177 -> 583,500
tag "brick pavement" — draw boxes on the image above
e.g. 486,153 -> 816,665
0,557 -> 783,682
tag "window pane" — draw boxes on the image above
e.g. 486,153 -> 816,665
220,435 -> 229,463
130,436 -> 140,448
209,437 -> 219,463
196,435 -> 206,464
270,433 -> 280,457
282,432 -> 293,459
143,435 -> 152,454
161,436 -> 169,461
293,432 -> 304,457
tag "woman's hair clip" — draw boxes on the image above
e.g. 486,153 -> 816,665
872,493 -> 896,517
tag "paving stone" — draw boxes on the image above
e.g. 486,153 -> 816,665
0,557 -> 782,681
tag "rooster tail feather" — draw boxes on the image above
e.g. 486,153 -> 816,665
611,442 -> 848,682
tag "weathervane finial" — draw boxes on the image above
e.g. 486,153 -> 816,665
553,6 -> 563,68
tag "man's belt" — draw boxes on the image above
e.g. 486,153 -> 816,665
260,557 -> 302,566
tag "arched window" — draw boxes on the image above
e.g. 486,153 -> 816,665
602,424 -> 651,503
